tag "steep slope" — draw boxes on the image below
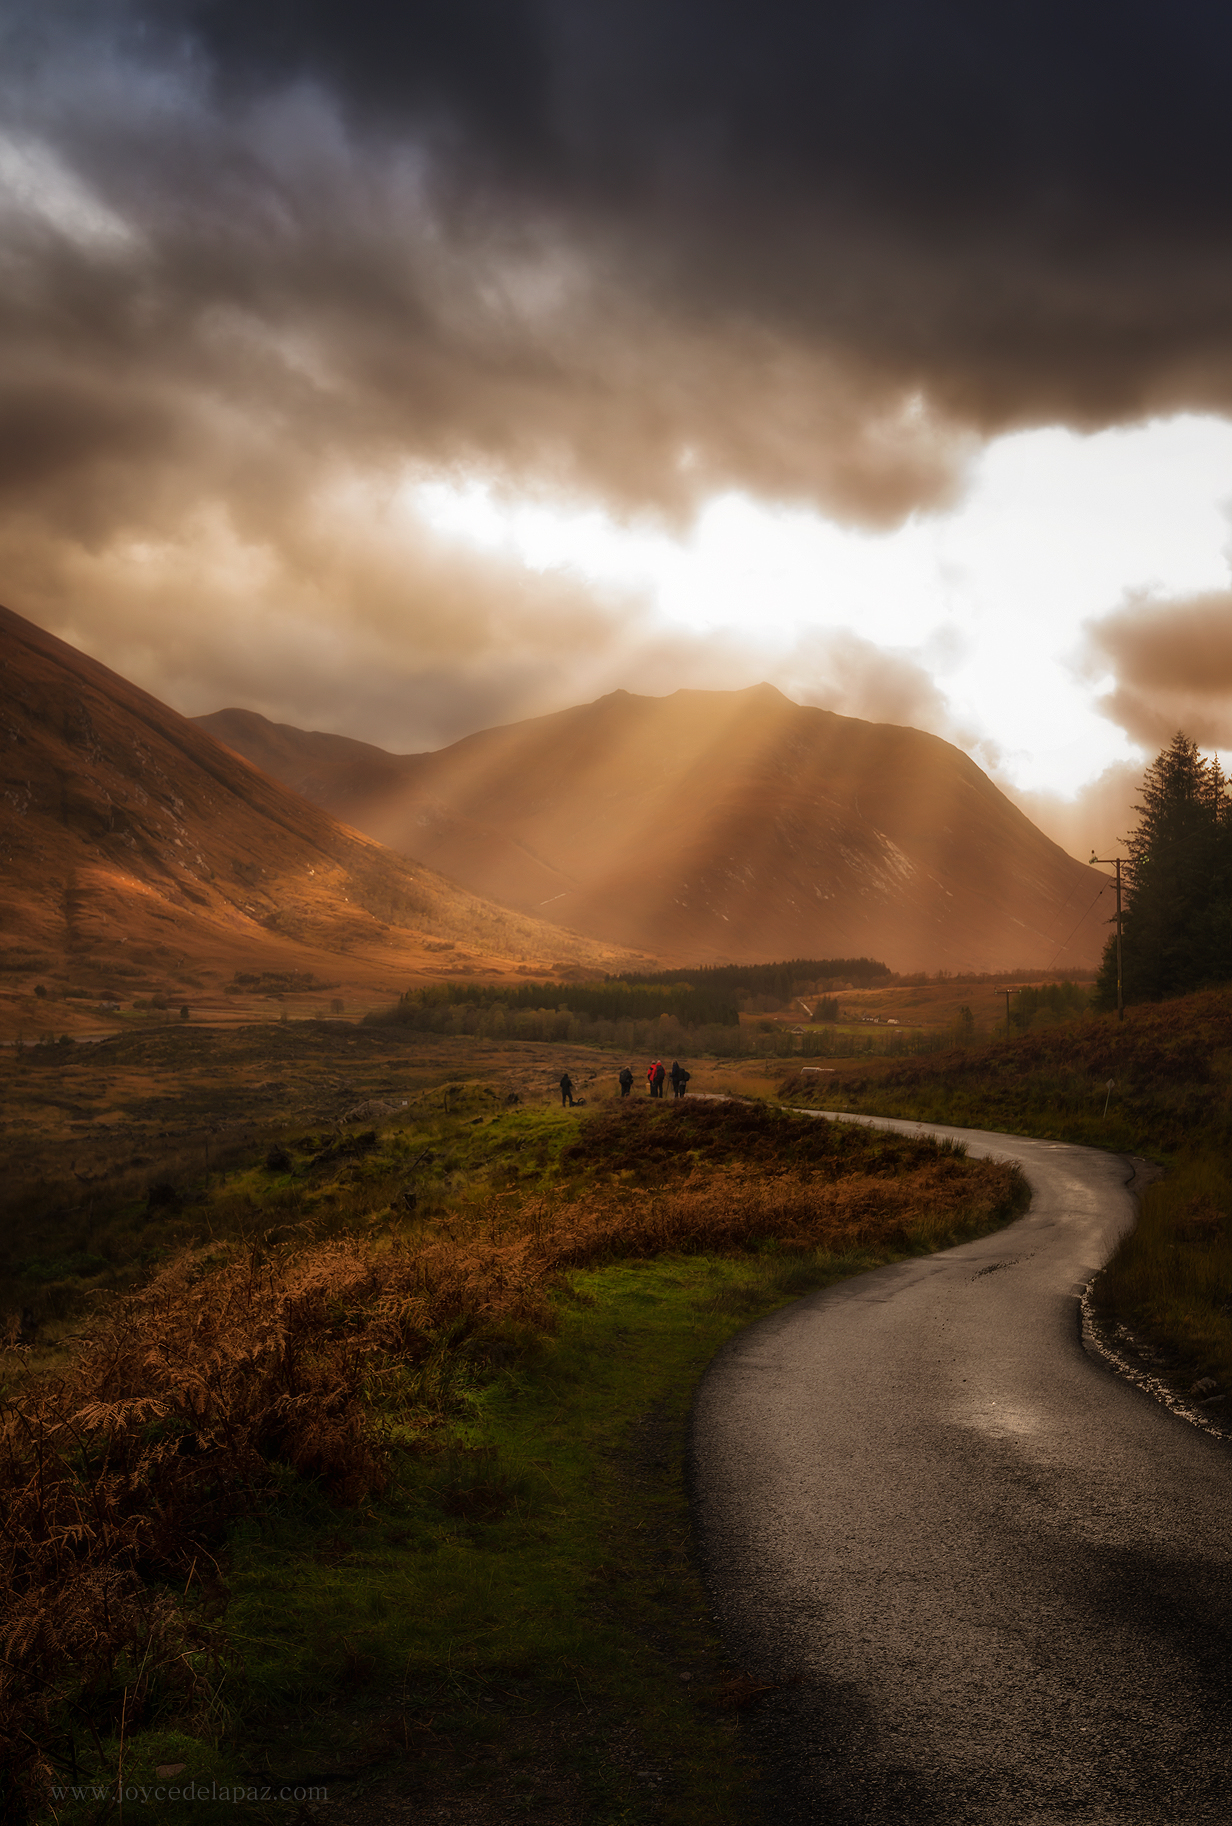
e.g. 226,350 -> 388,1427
0,605 -> 636,1028
199,687 -> 1107,971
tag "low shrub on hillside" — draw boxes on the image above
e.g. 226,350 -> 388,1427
780,987 -> 1232,1153
561,1096 -> 967,1180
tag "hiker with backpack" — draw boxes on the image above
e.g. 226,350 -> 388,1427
670,1061 -> 690,1098
619,1066 -> 634,1097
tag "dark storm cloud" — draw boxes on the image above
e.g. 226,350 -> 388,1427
185,0 -> 1232,228
1084,592 -> 1232,749
1090,593 -> 1232,694
5,1 -> 1232,751
8,0 -> 1232,536
178,0 -> 1232,427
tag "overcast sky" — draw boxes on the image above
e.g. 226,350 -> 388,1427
6,1 -> 1232,860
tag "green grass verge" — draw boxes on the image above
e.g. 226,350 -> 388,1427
42,1231 -> 1021,1826
1093,1152 -> 1232,1393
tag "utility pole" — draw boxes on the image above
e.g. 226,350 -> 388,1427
1089,852 -> 1125,1021
1002,988 -> 1011,1035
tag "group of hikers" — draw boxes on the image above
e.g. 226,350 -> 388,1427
625,1059 -> 690,1098
558,1060 -> 691,1105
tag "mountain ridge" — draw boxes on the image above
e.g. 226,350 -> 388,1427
198,685 -> 1106,972
0,604 -> 637,1031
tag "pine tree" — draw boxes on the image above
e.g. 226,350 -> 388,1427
1094,733 -> 1232,1006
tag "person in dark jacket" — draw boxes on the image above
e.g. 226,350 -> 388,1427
670,1060 -> 691,1098
652,1060 -> 666,1098
560,1072 -> 574,1107
619,1067 -> 634,1097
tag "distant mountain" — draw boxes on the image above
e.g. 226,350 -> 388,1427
198,686 -> 1107,971
0,605 -> 635,1020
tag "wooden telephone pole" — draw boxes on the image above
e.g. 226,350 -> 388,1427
1089,853 -> 1125,1021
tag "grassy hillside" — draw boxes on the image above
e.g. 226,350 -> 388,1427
12,986 -> 1226,1823
0,603 -> 641,1047
1,1036 -> 1025,1826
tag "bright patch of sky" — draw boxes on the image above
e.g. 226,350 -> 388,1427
0,131 -> 134,247
413,414 -> 1232,798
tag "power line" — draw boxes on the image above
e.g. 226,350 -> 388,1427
1045,882 -> 1106,974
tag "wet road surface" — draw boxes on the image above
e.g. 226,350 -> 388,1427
691,1118 -> 1232,1824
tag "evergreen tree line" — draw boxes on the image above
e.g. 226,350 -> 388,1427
384,958 -> 894,1031
607,957 -> 891,999
1094,733 -> 1232,1008
386,977 -> 742,1028
367,992 -> 950,1058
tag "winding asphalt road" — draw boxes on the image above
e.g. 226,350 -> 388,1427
691,1118 -> 1232,1824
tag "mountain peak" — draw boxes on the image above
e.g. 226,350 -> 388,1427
199,686 -> 1105,972
0,603 -> 633,1033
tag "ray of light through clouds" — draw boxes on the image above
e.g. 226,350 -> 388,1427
410,413 -> 1232,821
8,2 -> 1232,865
